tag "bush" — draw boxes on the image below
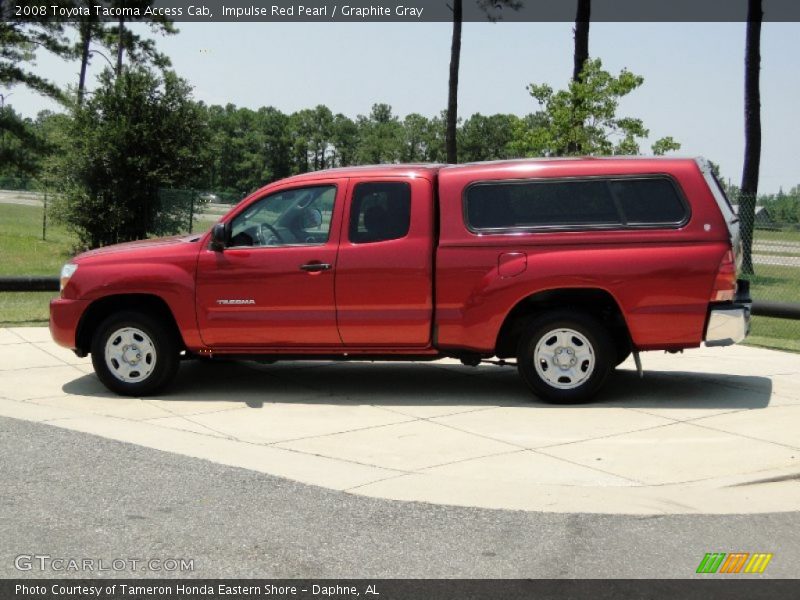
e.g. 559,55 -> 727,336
52,67 -> 208,249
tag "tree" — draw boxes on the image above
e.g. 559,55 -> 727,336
401,113 -> 430,162
401,113 -> 449,163
423,110 -> 448,162
289,107 -> 334,173
759,186 -> 800,225
568,0 -> 591,153
75,13 -> 105,105
740,0 -> 762,275
445,0 -> 462,164
330,113 -> 358,167
31,109 -> 73,180
53,67 -> 208,248
0,1 -> 70,101
98,0 -> 176,78
0,105 -> 43,178
0,0 -> 72,160
307,105 -> 334,170
507,111 -> 551,157
522,58 -> 680,157
445,0 -> 521,163
356,103 -> 403,164
257,106 -> 292,182
573,0 -> 591,82
195,103 -> 291,193
459,113 -> 519,162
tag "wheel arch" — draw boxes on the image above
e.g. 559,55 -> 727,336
494,287 -> 631,358
76,293 -> 185,356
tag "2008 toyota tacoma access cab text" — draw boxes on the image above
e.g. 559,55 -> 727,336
50,157 -> 751,403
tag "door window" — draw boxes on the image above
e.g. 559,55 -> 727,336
229,185 -> 336,247
349,182 -> 411,244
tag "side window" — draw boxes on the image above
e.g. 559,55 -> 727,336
465,180 -> 620,231
464,176 -> 689,232
609,178 -> 688,225
349,182 -> 411,244
229,185 -> 336,247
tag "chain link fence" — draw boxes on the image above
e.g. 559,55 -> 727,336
732,192 -> 800,351
0,179 -> 241,239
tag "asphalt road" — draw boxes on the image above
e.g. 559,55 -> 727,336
1,416 -> 798,579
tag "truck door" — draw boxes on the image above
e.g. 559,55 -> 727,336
195,181 -> 346,348
334,177 -> 434,346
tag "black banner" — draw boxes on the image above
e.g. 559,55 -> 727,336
3,579 -> 798,600
5,0 -> 800,23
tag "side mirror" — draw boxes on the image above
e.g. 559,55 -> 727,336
210,223 -> 228,251
303,207 -> 323,229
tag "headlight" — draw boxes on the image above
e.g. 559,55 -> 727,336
60,263 -> 78,291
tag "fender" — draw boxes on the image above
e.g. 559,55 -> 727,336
66,250 -> 203,350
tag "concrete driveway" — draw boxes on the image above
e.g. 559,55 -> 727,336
1,327 -> 798,515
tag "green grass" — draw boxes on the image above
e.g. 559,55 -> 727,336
746,316 -> 800,353
0,203 -> 75,326
743,264 -> 800,303
743,263 -> 800,353
2,203 -> 799,351
0,291 -> 55,326
193,215 -> 219,230
0,203 -> 76,275
754,229 -> 800,243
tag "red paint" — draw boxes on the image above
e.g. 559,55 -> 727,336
51,158 -> 739,359
498,252 -> 527,278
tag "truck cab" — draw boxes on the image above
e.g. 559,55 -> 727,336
197,167 -> 436,350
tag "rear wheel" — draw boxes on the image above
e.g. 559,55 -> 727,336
517,310 -> 613,404
91,311 -> 179,396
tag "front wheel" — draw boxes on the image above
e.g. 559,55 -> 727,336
517,310 -> 614,404
91,311 -> 179,396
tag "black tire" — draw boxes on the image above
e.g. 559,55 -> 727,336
614,336 -> 632,367
615,349 -> 632,367
90,311 -> 180,396
517,310 -> 614,404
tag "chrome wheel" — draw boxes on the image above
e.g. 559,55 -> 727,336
104,327 -> 157,383
533,327 -> 595,390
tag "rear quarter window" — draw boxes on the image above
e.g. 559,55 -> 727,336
464,176 -> 689,232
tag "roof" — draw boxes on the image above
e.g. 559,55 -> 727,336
248,157 -> 704,198
445,156 -> 696,170
277,163 -> 443,183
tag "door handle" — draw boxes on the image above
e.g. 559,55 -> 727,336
300,262 -> 332,272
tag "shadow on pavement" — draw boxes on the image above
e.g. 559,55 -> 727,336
597,369 -> 772,410
61,359 -> 773,411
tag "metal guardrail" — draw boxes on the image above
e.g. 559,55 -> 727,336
1,276 -> 799,320
751,301 -> 800,320
0,276 -> 59,292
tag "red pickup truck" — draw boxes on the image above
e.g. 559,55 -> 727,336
50,157 -> 751,402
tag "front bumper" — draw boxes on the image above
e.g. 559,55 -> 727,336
49,297 -> 89,351
704,279 -> 752,347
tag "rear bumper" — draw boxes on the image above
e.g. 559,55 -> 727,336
704,279 -> 751,347
705,306 -> 750,346
49,297 -> 88,351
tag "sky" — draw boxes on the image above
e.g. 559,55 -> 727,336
8,20 -> 800,194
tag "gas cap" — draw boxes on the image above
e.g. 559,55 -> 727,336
498,252 -> 527,278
